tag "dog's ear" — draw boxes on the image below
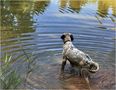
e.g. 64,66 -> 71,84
61,35 -> 65,40
70,34 -> 74,41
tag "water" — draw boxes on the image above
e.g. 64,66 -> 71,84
0,0 -> 115,89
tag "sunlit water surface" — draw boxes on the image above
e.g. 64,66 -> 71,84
1,0 -> 115,89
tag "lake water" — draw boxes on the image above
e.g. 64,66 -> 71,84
0,0 -> 116,89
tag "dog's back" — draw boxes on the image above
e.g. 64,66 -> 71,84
63,41 -> 92,66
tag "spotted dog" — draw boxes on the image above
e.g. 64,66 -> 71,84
60,33 -> 99,76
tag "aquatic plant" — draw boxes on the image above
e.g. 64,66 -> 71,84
17,36 -> 37,88
0,55 -> 22,89
0,37 -> 37,89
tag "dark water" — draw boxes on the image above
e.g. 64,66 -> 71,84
0,0 -> 116,89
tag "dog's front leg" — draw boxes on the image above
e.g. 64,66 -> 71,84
59,56 -> 67,79
61,56 -> 67,73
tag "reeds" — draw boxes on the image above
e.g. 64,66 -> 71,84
17,35 -> 36,88
0,55 -> 22,89
0,36 -> 36,89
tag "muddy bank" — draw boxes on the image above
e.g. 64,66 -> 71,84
90,69 -> 115,90
25,63 -> 115,90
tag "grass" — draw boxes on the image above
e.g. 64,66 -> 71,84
0,55 -> 22,89
17,36 -> 36,88
0,37 -> 36,89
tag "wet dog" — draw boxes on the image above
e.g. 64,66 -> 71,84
60,33 -> 99,76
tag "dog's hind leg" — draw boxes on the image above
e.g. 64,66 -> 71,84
70,62 -> 74,67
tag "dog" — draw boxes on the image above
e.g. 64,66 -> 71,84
60,33 -> 99,76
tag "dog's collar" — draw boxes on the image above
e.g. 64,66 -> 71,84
64,40 -> 71,44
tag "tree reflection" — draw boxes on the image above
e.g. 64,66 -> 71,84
97,0 -> 116,17
59,0 -> 67,8
1,1 -> 50,40
97,0 -> 110,17
0,1 -> 50,59
59,0 -> 115,17
59,0 -> 87,13
69,0 -> 87,13
111,1 -> 116,16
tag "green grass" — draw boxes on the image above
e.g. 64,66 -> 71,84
0,55 -> 22,89
0,52 -> 36,89
0,36 -> 36,89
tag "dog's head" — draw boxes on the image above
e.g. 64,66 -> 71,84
61,33 -> 74,43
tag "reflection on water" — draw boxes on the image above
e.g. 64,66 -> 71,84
1,1 -> 50,40
59,0 -> 67,8
59,0 -> 116,17
59,0 -> 87,13
98,0 -> 116,17
1,0 -> 50,56
69,0 -> 87,13
0,0 -> 115,89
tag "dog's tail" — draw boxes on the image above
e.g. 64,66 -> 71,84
89,62 -> 99,73
85,54 -> 99,73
